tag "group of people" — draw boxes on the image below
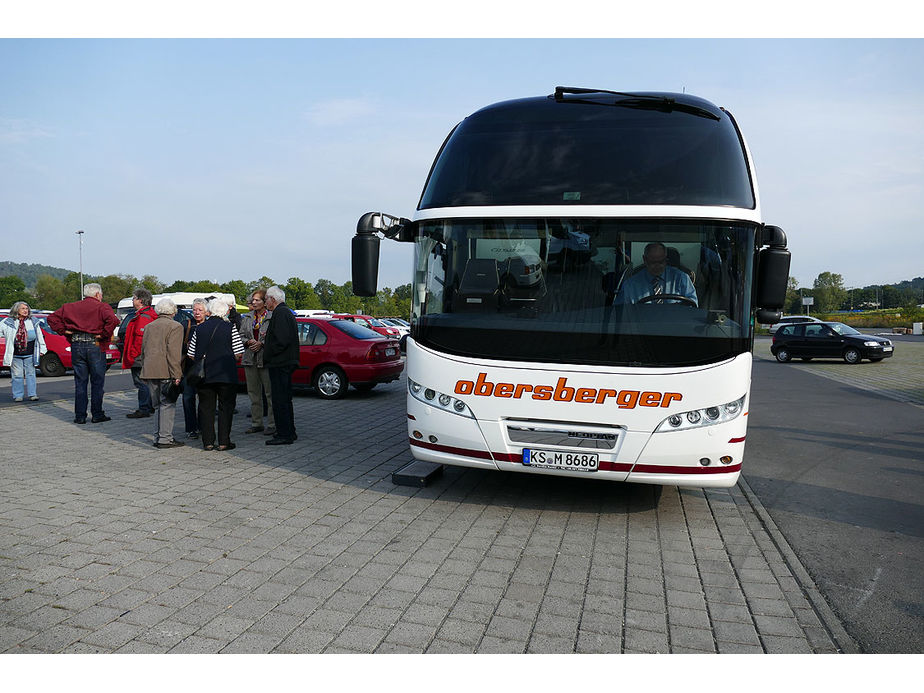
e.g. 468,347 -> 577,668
41,283 -> 300,450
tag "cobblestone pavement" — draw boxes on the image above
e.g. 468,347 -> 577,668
754,334 -> 924,407
1,375 -> 854,654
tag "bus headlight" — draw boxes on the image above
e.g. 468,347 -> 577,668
409,379 -> 474,418
656,395 -> 745,433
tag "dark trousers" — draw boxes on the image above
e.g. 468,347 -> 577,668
197,382 -> 237,447
182,381 -> 198,433
71,342 -> 107,419
268,365 -> 296,441
131,366 -> 153,413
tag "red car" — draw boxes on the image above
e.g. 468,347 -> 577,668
237,317 -> 403,399
0,316 -> 122,377
332,314 -> 402,339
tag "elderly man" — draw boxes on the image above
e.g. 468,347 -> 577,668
614,242 -> 698,306
139,298 -> 185,448
122,288 -> 158,419
263,285 -> 299,445
47,283 -> 120,424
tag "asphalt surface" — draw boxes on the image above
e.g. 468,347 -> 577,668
747,335 -> 924,653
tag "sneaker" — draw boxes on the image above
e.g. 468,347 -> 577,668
154,440 -> 186,449
245,426 -> 264,434
28,396 -> 39,401
126,410 -> 151,419
13,397 -> 23,402
91,415 -> 112,423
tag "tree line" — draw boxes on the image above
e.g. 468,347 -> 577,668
0,272 -> 412,318
2,266 -> 922,317
786,273 -> 924,314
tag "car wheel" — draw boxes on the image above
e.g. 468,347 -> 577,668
353,383 -> 376,392
313,365 -> 348,399
774,348 -> 791,363
39,352 -> 65,377
843,347 -> 862,364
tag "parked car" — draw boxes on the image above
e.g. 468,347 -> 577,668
0,317 -> 122,377
237,317 -> 403,399
770,321 -> 894,364
332,314 -> 402,339
766,314 -> 824,335
379,318 -> 410,351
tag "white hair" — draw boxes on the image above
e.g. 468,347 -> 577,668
208,297 -> 230,319
266,286 -> 285,303
154,298 -> 177,316
83,283 -> 102,298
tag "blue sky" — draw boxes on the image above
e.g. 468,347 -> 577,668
1,37 -> 922,293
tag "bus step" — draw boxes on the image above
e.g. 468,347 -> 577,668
392,461 -> 444,487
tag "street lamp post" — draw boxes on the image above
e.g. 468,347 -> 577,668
76,230 -> 84,298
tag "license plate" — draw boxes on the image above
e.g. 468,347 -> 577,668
884,346 -> 893,352
522,448 -> 598,472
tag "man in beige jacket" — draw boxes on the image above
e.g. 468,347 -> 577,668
140,298 -> 185,448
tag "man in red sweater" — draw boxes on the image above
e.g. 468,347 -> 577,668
121,288 -> 158,418
47,283 -> 120,424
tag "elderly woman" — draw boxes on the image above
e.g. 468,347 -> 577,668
139,298 -> 185,448
239,289 -> 275,435
181,297 -> 209,439
187,297 -> 245,451
1,301 -> 47,402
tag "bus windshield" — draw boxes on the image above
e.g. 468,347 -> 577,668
412,218 -> 756,367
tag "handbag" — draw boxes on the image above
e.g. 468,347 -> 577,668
161,379 -> 182,403
183,322 -> 216,388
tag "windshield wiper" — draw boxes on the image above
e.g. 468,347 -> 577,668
553,86 -> 721,121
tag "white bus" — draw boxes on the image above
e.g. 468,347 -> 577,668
352,87 -> 790,488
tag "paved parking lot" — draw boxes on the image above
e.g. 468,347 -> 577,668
0,372 -> 855,654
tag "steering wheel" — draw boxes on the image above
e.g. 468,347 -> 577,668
637,293 -> 697,307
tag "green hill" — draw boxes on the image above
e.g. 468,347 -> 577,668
0,261 -> 73,289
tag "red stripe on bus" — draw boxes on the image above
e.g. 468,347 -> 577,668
409,439 -> 741,475
728,436 -> 746,443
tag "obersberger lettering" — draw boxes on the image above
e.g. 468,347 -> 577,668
453,373 -> 682,409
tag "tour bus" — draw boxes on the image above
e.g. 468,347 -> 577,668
352,87 -> 790,488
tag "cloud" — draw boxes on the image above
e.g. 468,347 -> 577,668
304,97 -> 377,127
0,118 -> 53,145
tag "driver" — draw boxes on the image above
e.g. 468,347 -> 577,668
614,242 -> 698,306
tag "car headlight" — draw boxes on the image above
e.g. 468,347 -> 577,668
655,395 -> 745,432
863,341 -> 878,347
408,379 -> 474,418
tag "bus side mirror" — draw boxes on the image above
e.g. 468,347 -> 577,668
754,225 -> 790,324
352,217 -> 381,297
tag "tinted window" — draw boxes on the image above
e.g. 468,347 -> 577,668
420,95 -> 753,209
779,325 -> 797,336
804,325 -> 827,338
413,217 -> 756,367
329,320 -> 381,340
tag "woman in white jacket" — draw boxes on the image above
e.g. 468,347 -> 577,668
1,301 -> 48,402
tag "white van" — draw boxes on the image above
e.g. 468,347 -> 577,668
116,292 -> 237,318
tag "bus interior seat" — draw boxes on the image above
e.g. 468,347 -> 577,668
666,246 -> 695,283
453,258 -> 500,312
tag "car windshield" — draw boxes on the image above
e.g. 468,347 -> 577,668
412,217 -> 756,367
329,319 -> 382,340
828,322 -> 861,336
